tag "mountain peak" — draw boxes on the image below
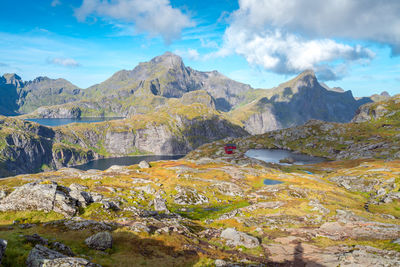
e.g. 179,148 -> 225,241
2,73 -> 24,87
3,73 -> 22,81
150,52 -> 184,68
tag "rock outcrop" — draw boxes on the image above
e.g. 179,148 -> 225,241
0,181 -> 78,217
26,245 -> 98,267
85,232 -> 113,251
0,239 -> 6,264
220,228 -> 260,248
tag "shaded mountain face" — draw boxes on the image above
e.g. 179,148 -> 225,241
230,70 -> 372,134
0,74 -> 82,115
0,74 -> 21,115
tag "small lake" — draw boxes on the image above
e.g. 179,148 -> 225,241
263,179 -> 283,185
73,155 -> 184,171
25,117 -> 124,127
245,149 -> 326,165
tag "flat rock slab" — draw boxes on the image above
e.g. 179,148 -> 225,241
220,228 -> 260,248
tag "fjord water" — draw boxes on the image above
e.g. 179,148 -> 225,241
245,149 -> 326,165
25,117 -> 124,127
73,155 -> 184,171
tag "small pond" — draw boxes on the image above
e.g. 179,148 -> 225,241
263,179 -> 284,185
25,117 -> 124,127
73,155 -> 184,171
245,149 -> 326,165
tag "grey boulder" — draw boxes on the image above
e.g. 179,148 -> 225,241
0,239 -> 7,264
26,244 -> 98,267
138,160 -> 150,169
220,228 -> 260,248
0,181 -> 77,217
85,232 -> 113,251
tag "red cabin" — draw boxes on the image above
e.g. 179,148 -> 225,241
224,144 -> 237,154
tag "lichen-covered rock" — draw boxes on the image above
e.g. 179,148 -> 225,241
69,183 -> 93,208
26,245 -> 66,267
0,181 -> 78,217
24,234 -> 49,246
153,197 -> 170,213
220,228 -> 260,248
62,218 -> 112,231
85,232 -> 113,251
26,244 -> 99,267
138,160 -> 150,169
50,242 -> 75,257
212,182 -> 243,197
337,245 -> 400,266
0,239 -> 7,264
173,186 -> 208,205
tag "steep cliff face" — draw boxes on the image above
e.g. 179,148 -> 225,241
57,101 -> 248,157
230,70 -> 372,134
0,117 -> 96,177
0,74 -> 22,116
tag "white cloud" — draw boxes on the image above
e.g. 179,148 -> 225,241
75,0 -> 194,43
234,0 -> 400,53
174,49 -> 200,60
215,0 -> 400,80
51,0 -> 61,7
48,57 -> 80,67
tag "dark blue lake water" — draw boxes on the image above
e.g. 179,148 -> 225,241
73,155 -> 184,171
245,149 -> 326,165
25,117 -> 124,127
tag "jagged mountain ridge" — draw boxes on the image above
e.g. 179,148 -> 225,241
0,73 -> 83,115
1,52 -> 372,135
84,52 -> 253,111
229,70 -> 372,134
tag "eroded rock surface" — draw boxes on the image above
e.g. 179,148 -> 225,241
85,232 -> 113,251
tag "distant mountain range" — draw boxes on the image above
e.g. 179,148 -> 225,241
0,52 -> 378,134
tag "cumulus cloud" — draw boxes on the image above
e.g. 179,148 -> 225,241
174,48 -> 200,60
74,0 -> 194,43
216,0 -> 400,80
233,0 -> 400,53
48,57 -> 80,67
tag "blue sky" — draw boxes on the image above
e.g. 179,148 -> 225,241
0,0 -> 399,97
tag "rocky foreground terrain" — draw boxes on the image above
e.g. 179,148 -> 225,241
0,153 -> 399,266
0,95 -> 399,266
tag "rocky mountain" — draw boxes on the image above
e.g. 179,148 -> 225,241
189,94 -> 400,162
15,53 -> 372,137
0,96 -> 247,177
0,74 -> 82,115
85,52 -> 253,111
229,70 -> 372,134
370,91 -> 391,102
